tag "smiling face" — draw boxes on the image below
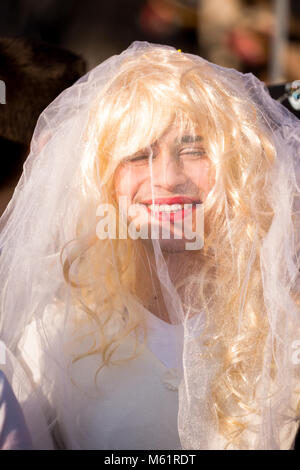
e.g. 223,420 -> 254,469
114,124 -> 215,252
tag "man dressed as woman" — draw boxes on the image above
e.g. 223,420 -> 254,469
0,42 -> 300,449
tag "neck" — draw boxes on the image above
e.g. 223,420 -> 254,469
136,243 -> 203,323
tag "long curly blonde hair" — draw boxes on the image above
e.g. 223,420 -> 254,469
61,46 -> 300,448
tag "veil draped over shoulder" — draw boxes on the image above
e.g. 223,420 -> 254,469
0,41 -> 300,450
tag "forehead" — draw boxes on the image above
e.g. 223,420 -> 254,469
126,126 -> 205,158
155,124 -> 204,144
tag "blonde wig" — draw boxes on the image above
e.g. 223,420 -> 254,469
0,42 -> 300,449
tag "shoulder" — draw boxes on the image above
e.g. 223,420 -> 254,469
17,302 -> 66,384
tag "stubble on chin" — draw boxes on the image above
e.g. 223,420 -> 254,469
141,237 -> 187,254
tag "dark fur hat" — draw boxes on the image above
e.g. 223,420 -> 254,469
0,37 -> 86,144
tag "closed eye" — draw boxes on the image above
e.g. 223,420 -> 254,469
128,155 -> 150,162
179,148 -> 207,158
124,153 -> 155,165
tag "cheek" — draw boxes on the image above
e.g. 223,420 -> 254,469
114,166 -> 143,201
186,160 -> 215,195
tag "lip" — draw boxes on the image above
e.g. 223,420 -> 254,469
139,196 -> 201,205
134,196 -> 202,223
138,197 -> 202,222
149,205 -> 196,222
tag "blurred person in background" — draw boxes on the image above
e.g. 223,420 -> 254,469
0,37 -> 86,216
139,0 -> 198,38
198,0 -> 300,82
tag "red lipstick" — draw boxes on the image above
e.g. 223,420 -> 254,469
138,196 -> 202,222
140,196 -> 199,205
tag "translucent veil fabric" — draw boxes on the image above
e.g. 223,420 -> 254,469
0,41 -> 300,450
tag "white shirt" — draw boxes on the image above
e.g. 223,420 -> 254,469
19,303 -> 299,449
19,303 -> 190,450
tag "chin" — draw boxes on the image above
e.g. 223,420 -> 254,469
158,238 -> 187,253
141,237 -> 188,253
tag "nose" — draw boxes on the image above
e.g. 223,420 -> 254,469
150,146 -> 186,190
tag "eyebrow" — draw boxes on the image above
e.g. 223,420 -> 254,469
177,135 -> 203,144
124,134 -> 204,161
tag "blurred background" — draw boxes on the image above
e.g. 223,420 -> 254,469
1,0 -> 300,81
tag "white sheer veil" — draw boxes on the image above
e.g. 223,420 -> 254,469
0,41 -> 300,449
